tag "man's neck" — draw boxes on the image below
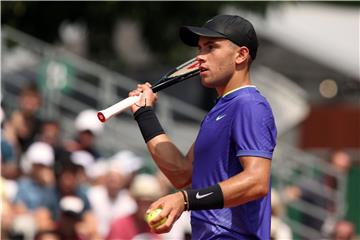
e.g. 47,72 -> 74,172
216,70 -> 252,97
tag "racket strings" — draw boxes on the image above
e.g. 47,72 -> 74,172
151,58 -> 200,93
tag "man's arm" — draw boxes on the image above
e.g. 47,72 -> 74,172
147,135 -> 194,189
129,83 -> 193,189
147,155 -> 271,234
220,156 -> 271,208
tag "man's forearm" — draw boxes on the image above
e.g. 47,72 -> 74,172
147,134 -> 193,189
133,106 -> 192,188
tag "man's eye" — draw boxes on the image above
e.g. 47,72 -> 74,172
198,44 -> 214,53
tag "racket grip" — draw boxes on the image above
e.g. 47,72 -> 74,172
97,94 -> 142,122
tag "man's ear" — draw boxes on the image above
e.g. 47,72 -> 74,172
235,47 -> 250,64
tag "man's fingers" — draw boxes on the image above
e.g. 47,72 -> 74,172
147,205 -> 168,226
151,207 -> 181,234
147,201 -> 162,214
137,83 -> 152,90
151,213 -> 175,234
128,89 -> 141,97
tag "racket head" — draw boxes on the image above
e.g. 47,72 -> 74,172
169,58 -> 200,78
152,58 -> 200,92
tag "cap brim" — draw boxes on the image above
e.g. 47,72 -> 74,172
180,26 -> 224,46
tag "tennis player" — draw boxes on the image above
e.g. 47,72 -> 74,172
129,15 -> 277,239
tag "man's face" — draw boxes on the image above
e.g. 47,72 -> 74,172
59,171 -> 77,195
32,164 -> 54,186
20,91 -> 41,116
41,123 -> 60,146
78,130 -> 95,148
105,171 -> 126,198
197,37 -> 239,88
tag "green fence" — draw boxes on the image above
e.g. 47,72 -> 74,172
346,165 -> 360,235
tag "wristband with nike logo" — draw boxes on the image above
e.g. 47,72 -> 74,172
186,184 -> 224,210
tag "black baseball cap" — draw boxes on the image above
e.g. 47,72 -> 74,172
179,15 -> 258,60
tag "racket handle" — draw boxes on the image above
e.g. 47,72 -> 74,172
97,94 -> 142,122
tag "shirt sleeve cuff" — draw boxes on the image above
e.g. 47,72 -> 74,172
236,150 -> 273,159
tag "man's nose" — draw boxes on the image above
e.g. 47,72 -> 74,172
196,54 -> 205,63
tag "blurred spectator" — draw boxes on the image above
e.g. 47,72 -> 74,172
331,220 -> 355,240
107,150 -> 143,188
87,156 -> 138,237
155,170 -> 174,193
12,142 -> 56,239
324,150 -> 352,193
35,196 -> 93,240
38,120 -> 62,148
86,160 -> 109,186
34,230 -> 60,240
106,172 -> 192,239
70,150 -> 95,190
270,188 -> 292,240
57,196 -> 86,240
1,107 -> 20,179
59,20 -> 88,57
65,109 -> 103,159
1,135 -> 19,179
52,160 -> 91,220
4,83 -> 43,154
38,120 -> 70,168
284,182 -> 327,232
1,176 -> 18,203
50,160 -> 99,239
284,150 -> 353,236
14,142 -> 55,210
1,177 -> 16,239
106,173 -> 165,240
1,144 -> 20,180
322,150 -> 353,237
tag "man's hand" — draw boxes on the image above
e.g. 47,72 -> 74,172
146,191 -> 186,234
128,83 -> 158,113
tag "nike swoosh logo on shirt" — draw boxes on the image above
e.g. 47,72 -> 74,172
216,114 -> 226,121
196,192 -> 214,199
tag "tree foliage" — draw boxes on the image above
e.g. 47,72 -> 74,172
1,1 -> 269,65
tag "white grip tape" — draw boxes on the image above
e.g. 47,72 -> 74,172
97,94 -> 142,122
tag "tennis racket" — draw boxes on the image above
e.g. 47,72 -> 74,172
97,58 -> 200,122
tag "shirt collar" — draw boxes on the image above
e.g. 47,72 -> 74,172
222,85 -> 257,98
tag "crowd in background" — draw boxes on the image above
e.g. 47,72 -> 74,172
1,83 -> 356,240
282,150 -> 354,238
1,83 -> 191,240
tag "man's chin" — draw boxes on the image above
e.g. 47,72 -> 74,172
200,78 -> 215,88
202,82 -> 219,90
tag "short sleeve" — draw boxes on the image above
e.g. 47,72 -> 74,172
231,100 -> 277,159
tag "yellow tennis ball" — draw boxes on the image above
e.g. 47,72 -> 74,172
145,208 -> 167,228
